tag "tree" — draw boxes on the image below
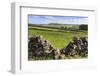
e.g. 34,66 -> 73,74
60,26 -> 67,30
79,24 -> 88,30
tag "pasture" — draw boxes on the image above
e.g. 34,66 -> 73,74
28,25 -> 87,49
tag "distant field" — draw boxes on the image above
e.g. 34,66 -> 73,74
28,25 -> 87,49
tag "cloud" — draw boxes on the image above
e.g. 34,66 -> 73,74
28,15 -> 88,24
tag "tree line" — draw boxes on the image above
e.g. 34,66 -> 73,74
28,24 -> 88,31
59,24 -> 88,31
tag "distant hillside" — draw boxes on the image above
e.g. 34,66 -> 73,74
28,23 -> 82,26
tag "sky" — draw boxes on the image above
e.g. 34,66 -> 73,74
28,15 -> 88,25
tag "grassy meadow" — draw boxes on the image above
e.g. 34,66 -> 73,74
28,25 -> 87,49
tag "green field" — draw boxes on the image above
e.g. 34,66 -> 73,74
28,25 -> 87,49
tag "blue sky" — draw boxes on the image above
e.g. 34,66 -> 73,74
28,15 -> 88,25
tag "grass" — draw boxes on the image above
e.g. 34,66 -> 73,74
28,26 -> 87,49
